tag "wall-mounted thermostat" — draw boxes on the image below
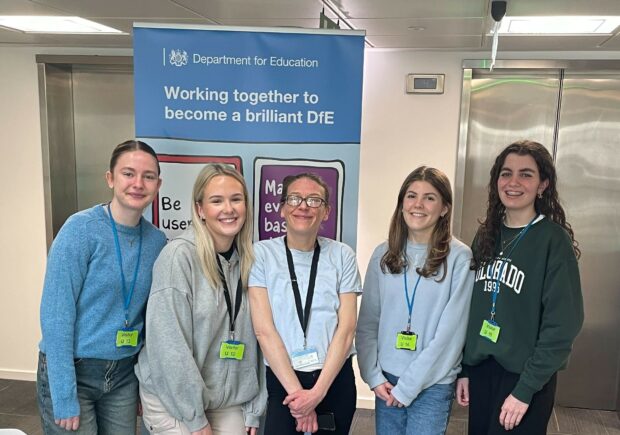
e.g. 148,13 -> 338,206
406,74 -> 445,94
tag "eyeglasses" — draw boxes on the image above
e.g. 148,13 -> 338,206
284,195 -> 326,208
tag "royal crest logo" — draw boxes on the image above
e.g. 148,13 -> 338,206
169,49 -> 188,67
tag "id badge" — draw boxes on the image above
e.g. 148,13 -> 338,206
116,329 -> 138,347
219,340 -> 245,360
291,346 -> 320,370
479,319 -> 501,343
396,331 -> 417,351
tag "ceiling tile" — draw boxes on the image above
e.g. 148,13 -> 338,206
349,17 -> 484,36
367,34 -> 483,49
175,0 -> 321,20
29,0 -> 197,19
216,18 -> 321,29
484,34 -> 613,51
334,0 -> 486,19
505,0 -> 620,16
0,0 -> 63,15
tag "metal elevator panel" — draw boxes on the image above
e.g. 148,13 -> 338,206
38,58 -> 134,245
72,65 -> 135,210
554,72 -> 620,409
460,70 -> 560,246
40,64 -> 78,239
457,64 -> 620,410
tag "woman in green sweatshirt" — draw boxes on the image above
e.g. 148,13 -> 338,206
456,140 -> 583,435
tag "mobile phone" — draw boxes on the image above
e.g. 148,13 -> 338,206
317,411 -> 336,431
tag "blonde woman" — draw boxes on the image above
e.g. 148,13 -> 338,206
136,164 -> 266,435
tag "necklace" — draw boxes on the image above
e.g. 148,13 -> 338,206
499,227 -> 527,255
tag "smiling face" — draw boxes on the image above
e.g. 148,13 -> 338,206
280,177 -> 330,239
195,175 -> 246,252
106,150 -> 161,215
401,180 -> 448,243
497,153 -> 549,223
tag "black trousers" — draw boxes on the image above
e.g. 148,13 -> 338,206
468,358 -> 557,435
265,357 -> 357,435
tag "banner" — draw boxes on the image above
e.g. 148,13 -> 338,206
134,24 -> 364,247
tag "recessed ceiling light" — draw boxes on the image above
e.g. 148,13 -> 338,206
494,16 -> 620,35
0,16 -> 124,34
408,26 -> 426,31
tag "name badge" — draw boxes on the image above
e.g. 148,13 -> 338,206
291,346 -> 320,370
480,319 -> 501,343
116,329 -> 138,347
396,331 -> 417,351
219,340 -> 245,360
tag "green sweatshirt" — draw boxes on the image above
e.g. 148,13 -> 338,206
462,216 -> 584,403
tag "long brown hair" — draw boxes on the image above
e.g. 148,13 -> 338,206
380,166 -> 452,281
473,140 -> 580,268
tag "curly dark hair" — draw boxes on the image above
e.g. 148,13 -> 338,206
381,166 -> 452,281
473,140 -> 580,268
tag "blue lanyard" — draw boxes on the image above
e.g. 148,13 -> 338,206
107,204 -> 143,328
403,265 -> 422,332
489,214 -> 538,321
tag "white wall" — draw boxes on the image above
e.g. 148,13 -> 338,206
0,47 -> 47,379
1,45 -> 619,405
0,46 -> 130,379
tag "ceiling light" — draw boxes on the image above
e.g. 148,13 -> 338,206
495,16 -> 620,35
408,26 -> 426,31
0,16 -> 124,34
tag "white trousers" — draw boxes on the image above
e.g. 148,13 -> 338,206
140,389 -> 246,435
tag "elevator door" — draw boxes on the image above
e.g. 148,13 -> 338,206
554,71 -> 620,409
458,67 -> 620,410
73,65 -> 135,210
40,61 -> 134,241
460,70 -> 560,245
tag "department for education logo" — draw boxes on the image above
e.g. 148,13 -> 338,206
169,49 -> 188,67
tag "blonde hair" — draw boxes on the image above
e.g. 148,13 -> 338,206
191,164 -> 254,289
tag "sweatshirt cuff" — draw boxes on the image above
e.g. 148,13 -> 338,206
511,381 -> 536,404
457,364 -> 470,379
367,371 -> 388,391
244,412 -> 261,428
185,414 -> 209,433
52,396 -> 80,420
390,385 -> 414,407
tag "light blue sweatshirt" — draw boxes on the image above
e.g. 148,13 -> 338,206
39,204 -> 167,419
356,238 -> 474,406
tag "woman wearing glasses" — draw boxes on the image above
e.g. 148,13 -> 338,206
249,172 -> 362,435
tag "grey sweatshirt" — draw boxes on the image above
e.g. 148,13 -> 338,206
135,229 -> 266,431
356,238 -> 474,406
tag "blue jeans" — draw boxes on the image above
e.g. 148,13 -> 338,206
375,372 -> 454,435
37,352 -> 138,435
